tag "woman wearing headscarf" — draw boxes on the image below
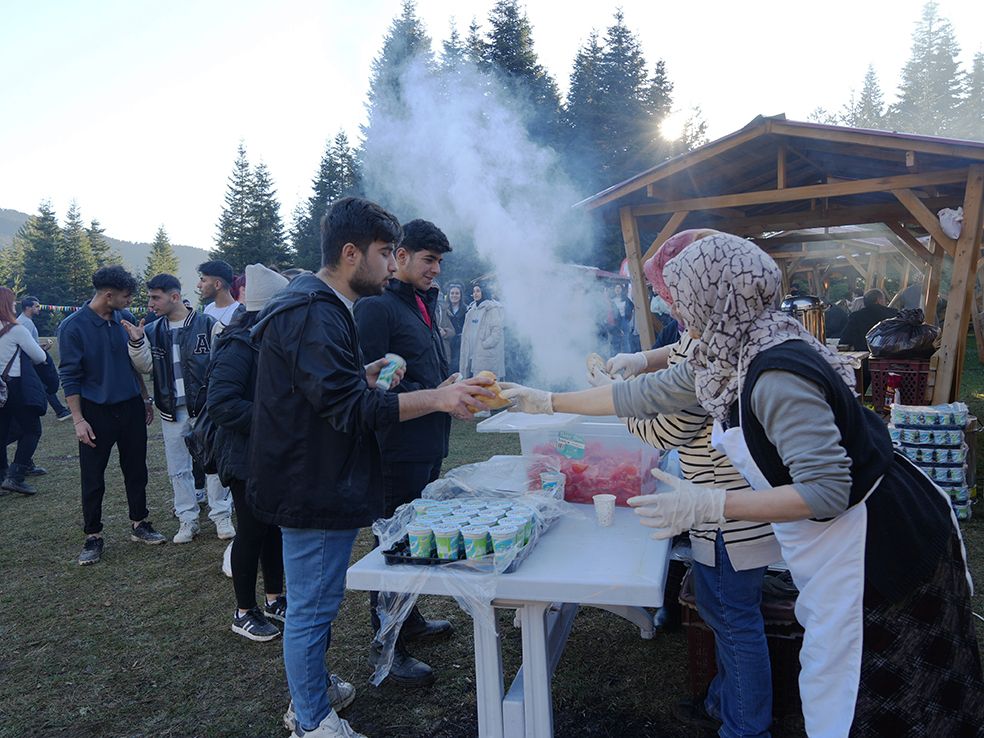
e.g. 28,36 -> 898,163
504,233 -> 983,737
459,283 -> 505,379
596,230 -> 780,736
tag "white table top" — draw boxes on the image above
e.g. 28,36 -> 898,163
346,505 -> 669,608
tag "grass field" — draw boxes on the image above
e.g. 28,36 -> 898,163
2,344 -> 983,738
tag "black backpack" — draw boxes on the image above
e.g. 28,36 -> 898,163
182,362 -> 218,475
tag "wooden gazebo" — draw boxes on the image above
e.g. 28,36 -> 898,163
578,115 -> 984,403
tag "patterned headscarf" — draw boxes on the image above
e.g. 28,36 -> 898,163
663,232 -> 856,423
644,229 -> 720,304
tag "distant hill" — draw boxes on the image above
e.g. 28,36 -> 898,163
0,207 -> 211,304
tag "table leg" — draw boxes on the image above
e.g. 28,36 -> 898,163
518,602 -> 553,737
590,604 -> 656,639
473,601 -> 505,738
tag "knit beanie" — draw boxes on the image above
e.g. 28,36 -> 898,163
244,264 -> 288,312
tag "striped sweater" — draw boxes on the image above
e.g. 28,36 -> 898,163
625,335 -> 779,570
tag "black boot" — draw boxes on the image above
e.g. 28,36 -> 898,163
369,641 -> 435,687
400,604 -> 453,642
2,463 -> 36,496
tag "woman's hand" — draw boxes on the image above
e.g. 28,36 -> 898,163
499,383 -> 553,414
606,352 -> 648,378
627,469 -> 726,539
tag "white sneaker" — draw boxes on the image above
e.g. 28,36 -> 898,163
290,709 -> 365,738
215,516 -> 236,540
173,520 -> 199,544
222,541 -> 233,577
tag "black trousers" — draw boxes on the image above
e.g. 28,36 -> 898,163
229,478 -> 284,610
370,459 -> 443,634
79,396 -> 149,535
0,379 -> 42,471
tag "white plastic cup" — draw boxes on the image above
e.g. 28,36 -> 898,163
490,524 -> 520,559
593,494 -> 616,528
539,471 -> 566,492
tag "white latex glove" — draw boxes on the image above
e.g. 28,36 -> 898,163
499,382 -> 554,414
627,469 -> 726,540
606,352 -> 647,379
586,364 -> 614,387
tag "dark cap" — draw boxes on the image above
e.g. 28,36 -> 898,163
198,260 -> 235,285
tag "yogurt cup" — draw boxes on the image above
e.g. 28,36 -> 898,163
461,525 -> 492,559
490,524 -> 520,560
432,523 -> 462,560
470,515 -> 499,528
376,353 -> 406,391
406,522 -> 435,559
539,472 -> 566,492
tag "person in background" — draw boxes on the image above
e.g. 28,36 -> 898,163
849,287 -> 866,312
433,282 -> 456,363
610,282 -> 635,354
209,264 -> 291,643
0,287 -> 58,495
459,283 -> 505,379
840,289 -> 897,352
445,283 -> 466,372
231,274 -> 247,307
824,298 -> 849,340
354,218 -> 456,686
248,197 -> 494,738
122,274 -> 234,544
58,266 -> 165,566
198,260 -> 244,336
17,296 -> 71,421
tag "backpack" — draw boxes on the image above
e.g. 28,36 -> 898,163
182,361 -> 218,475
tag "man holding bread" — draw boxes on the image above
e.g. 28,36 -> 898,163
354,218 -> 459,686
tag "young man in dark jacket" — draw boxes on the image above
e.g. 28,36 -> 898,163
354,219 -> 456,684
58,266 -> 166,566
248,197 -> 493,738
122,274 -> 234,544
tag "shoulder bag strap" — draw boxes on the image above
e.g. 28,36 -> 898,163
2,345 -> 22,380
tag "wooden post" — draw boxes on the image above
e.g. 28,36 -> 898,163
899,260 -> 911,293
923,240 -> 943,325
619,207 -> 657,349
642,211 -> 689,262
777,145 -> 787,190
973,259 -> 984,363
932,164 -> 984,403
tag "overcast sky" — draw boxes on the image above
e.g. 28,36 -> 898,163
1,0 -> 981,247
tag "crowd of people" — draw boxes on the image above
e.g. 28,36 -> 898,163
4,205 -> 982,736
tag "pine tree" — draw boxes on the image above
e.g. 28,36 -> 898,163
888,1 -> 963,136
21,201 -> 71,305
86,218 -> 120,266
565,31 -> 606,190
213,142 -> 252,263
840,65 -> 886,129
0,234 -> 27,294
291,132 -> 362,271
241,161 -> 289,269
465,18 -> 485,65
363,0 -> 434,136
681,107 -> 709,150
145,225 -> 180,278
956,52 -> 984,141
483,0 -> 561,145
61,201 -> 98,304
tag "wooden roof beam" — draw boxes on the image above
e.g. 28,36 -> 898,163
629,168 -> 968,217
753,228 -> 889,246
891,188 -> 957,257
885,222 -> 936,264
642,211 -> 689,262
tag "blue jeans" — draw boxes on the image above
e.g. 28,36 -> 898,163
692,532 -> 772,738
281,527 -> 359,731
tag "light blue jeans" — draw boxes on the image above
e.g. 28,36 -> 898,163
692,532 -> 772,738
281,527 -> 359,731
160,406 -> 231,524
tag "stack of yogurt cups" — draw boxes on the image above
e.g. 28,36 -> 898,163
404,497 -> 538,565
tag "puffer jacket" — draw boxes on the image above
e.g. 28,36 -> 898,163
207,314 -> 257,487
459,299 -> 505,378
246,274 -> 400,530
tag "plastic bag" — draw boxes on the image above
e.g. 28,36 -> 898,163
865,308 -> 940,358
939,207 -> 964,240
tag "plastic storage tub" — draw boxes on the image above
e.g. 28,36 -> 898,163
477,412 -> 661,506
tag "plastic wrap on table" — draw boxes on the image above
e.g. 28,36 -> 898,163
865,308 -> 939,358
367,456 -> 581,686
529,440 -> 661,507
889,402 -> 969,428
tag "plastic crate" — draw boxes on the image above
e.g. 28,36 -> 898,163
679,570 -> 804,719
869,357 -> 931,413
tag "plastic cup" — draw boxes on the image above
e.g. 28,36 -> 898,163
414,500 -> 449,516
539,472 -> 566,492
461,525 -> 491,559
470,515 -> 499,528
406,522 -> 435,559
593,493 -> 616,527
432,523 -> 462,560
490,524 -> 520,560
825,338 -> 840,351
376,353 -> 406,391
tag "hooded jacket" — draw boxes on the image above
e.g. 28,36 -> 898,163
459,299 -> 505,379
207,314 -> 257,486
354,278 -> 451,462
246,274 -> 400,530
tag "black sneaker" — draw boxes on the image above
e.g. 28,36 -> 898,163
264,595 -> 287,623
25,465 -> 47,476
130,521 -> 166,545
1,476 -> 36,496
671,697 -> 723,732
232,608 -> 281,642
78,537 -> 104,566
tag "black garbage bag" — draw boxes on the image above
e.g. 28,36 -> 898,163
866,308 -> 940,358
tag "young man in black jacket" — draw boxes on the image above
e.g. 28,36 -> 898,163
248,197 -> 493,738
354,219 -> 456,685
122,274 -> 234,544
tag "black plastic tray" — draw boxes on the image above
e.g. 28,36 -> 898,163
382,537 -> 461,566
